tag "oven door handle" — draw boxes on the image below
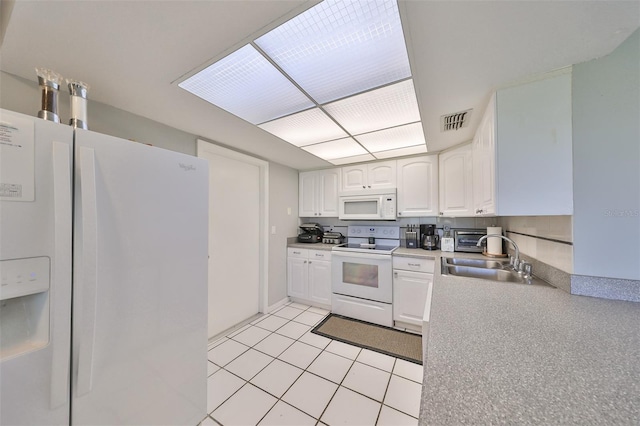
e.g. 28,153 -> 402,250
332,251 -> 391,260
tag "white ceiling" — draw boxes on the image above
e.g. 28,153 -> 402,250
1,0 -> 638,170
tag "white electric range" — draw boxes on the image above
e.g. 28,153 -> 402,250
331,225 -> 400,327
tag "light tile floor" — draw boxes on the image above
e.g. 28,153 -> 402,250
201,302 -> 422,426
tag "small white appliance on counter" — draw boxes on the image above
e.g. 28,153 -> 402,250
0,109 -> 208,425
338,189 -> 396,220
331,225 -> 400,326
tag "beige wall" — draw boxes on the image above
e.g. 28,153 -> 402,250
268,164 -> 300,307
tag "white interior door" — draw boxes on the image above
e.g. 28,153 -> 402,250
197,141 -> 268,339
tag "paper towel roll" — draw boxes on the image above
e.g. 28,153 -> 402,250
487,227 -> 503,255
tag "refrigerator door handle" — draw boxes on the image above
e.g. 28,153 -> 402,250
75,146 -> 99,397
50,141 -> 73,409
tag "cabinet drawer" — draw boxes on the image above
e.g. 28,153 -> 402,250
288,248 -> 308,259
393,256 -> 435,273
308,250 -> 331,261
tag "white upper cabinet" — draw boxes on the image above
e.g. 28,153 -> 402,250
341,160 -> 396,191
299,168 -> 341,217
472,93 -> 496,216
495,70 -> 573,215
396,155 -> 439,217
299,172 -> 317,217
439,143 -> 473,216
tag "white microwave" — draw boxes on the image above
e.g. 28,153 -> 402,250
338,189 -> 397,220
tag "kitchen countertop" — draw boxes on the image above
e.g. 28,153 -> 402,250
419,251 -> 640,425
286,243 -> 640,421
287,244 -> 444,256
393,247 -> 439,258
287,242 -> 338,251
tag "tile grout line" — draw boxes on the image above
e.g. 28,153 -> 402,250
208,303 -> 421,424
209,303 -> 323,422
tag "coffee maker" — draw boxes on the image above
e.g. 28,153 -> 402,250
420,224 -> 439,250
297,223 -> 324,243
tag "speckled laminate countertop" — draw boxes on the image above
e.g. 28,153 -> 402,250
287,242 -> 339,251
419,251 -> 640,425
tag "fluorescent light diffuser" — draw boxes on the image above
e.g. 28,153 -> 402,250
179,44 -> 313,124
258,108 -> 348,147
302,137 -> 368,160
355,122 -> 425,152
323,79 -> 420,135
329,153 -> 377,165
255,0 -> 411,104
373,145 -> 428,159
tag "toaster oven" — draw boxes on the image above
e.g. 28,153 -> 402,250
453,229 -> 487,253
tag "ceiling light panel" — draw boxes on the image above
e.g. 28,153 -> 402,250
258,108 -> 348,147
179,44 -> 314,124
302,137 -> 368,160
329,153 -> 377,165
373,145 -> 428,159
255,0 -> 411,104
323,79 -> 420,135
355,122 -> 425,152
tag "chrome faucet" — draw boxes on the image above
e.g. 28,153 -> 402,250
477,234 -> 521,269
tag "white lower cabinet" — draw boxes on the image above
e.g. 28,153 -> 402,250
392,256 -> 434,333
287,248 -> 332,308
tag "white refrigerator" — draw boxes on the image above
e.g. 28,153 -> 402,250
0,109 -> 208,425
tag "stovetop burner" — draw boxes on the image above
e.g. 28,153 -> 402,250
331,225 -> 400,255
333,243 -> 398,254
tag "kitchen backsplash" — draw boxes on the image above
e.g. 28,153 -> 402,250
303,216 -> 500,235
302,215 -> 574,274
499,216 -> 573,274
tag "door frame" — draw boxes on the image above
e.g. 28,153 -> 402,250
196,140 -> 269,314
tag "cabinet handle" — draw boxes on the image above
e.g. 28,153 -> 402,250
304,260 -> 307,264
314,213 -> 318,216
309,261 -> 312,264
408,263 -> 420,267
394,272 -> 398,278
318,213 -> 322,216
439,212 -> 444,215
398,212 -> 402,216
368,185 -> 371,188
362,185 -> 366,189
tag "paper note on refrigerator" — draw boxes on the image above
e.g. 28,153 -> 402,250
0,112 -> 35,202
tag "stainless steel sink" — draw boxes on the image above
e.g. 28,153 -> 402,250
440,257 -> 549,286
442,257 -> 510,270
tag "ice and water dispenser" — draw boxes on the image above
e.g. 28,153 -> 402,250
0,257 -> 51,359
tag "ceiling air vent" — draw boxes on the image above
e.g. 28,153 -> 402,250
440,109 -> 472,132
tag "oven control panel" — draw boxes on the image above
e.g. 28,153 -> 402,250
347,225 -> 400,239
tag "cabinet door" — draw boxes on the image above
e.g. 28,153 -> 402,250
287,258 -> 308,299
342,165 -> 368,191
368,161 -> 396,189
299,172 -> 317,217
393,270 -> 432,326
396,156 -> 438,217
472,95 -> 496,216
439,144 -> 473,216
308,260 -> 331,306
496,72 -> 572,215
317,168 -> 340,217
